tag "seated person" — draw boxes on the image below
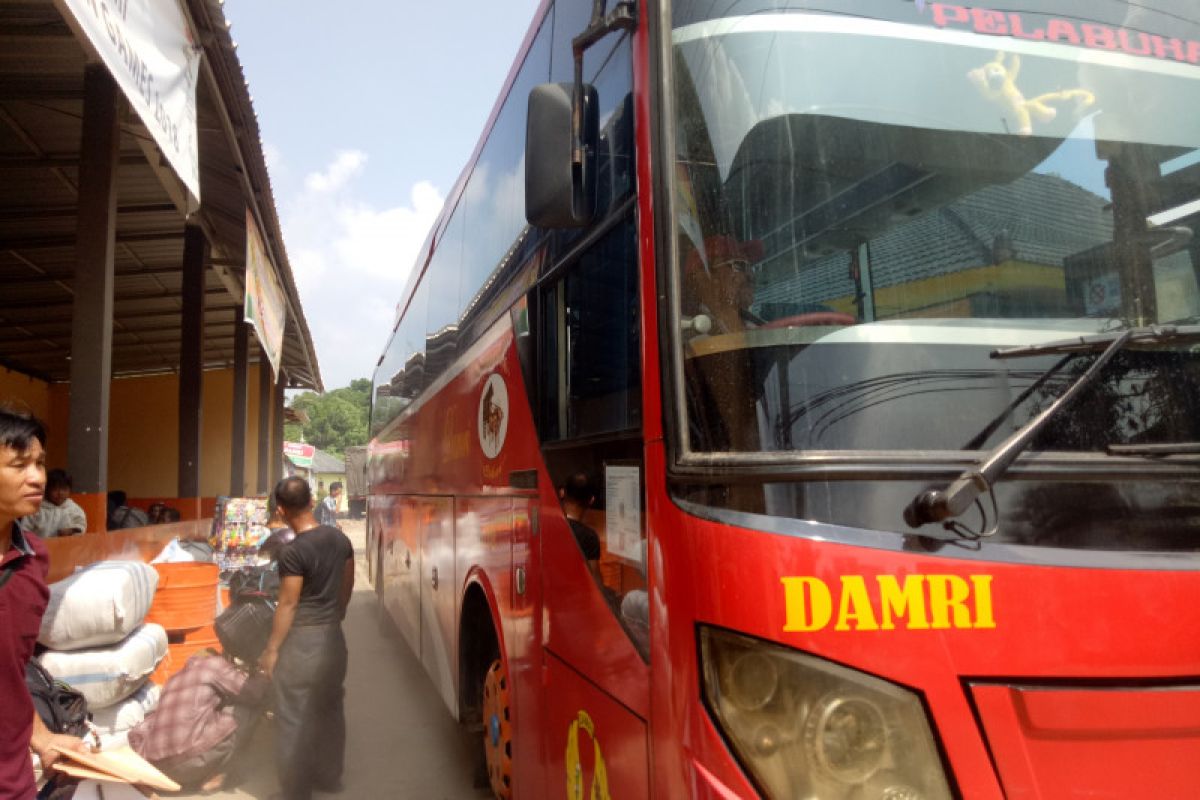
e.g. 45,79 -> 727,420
20,468 -> 87,537
160,506 -> 182,524
107,489 -> 149,529
128,650 -> 268,792
147,502 -> 167,525
683,234 -> 765,334
559,472 -> 603,585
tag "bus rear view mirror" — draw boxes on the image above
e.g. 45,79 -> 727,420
525,82 -> 598,228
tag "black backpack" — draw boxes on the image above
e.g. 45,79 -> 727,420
26,660 -> 90,738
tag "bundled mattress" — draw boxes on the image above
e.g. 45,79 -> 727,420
38,561 -> 158,650
39,623 -> 168,709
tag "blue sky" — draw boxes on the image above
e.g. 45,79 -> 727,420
224,0 -> 542,390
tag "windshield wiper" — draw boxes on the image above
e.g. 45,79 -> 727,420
988,323 -> 1200,358
1107,442 -> 1200,456
902,326 -> 1176,533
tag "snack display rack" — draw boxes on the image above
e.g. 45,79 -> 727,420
209,496 -> 272,572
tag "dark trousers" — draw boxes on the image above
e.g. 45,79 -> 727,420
274,624 -> 347,800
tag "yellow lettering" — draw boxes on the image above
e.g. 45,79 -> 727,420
877,575 -> 929,630
927,575 -> 972,629
781,577 -> 832,632
782,573 -> 997,634
971,575 -> 996,629
835,576 -> 879,631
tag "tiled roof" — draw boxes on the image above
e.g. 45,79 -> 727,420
755,172 -> 1112,309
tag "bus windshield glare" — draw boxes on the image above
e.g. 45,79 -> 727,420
671,1 -> 1200,462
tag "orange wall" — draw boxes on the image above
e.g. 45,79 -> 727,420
2,365 -> 273,499
107,367 -> 271,498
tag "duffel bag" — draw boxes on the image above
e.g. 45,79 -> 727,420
228,565 -> 280,604
214,597 -> 275,666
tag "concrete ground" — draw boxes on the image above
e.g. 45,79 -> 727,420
175,519 -> 490,800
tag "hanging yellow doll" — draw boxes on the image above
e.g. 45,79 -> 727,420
967,51 -> 1095,135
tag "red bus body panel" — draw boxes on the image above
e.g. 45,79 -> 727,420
370,3 -> 1200,797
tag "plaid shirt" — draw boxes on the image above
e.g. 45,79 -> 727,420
128,654 -> 266,762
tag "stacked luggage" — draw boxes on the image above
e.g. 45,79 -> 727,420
36,561 -> 168,748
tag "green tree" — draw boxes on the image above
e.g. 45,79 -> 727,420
285,378 -> 371,457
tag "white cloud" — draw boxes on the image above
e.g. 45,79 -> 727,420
276,151 -> 445,390
303,150 -> 367,193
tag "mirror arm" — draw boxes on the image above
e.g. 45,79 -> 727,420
570,1 -> 637,172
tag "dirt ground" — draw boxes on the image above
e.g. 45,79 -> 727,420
173,519 -> 489,800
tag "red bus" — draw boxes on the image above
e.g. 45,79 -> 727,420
368,1 -> 1200,796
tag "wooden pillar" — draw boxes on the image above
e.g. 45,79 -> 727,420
271,371 -> 286,486
257,355 -> 272,493
177,225 -> 208,519
231,304 -> 249,495
67,65 -> 120,533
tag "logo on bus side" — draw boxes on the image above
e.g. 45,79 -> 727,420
478,372 -> 509,460
781,574 -> 996,632
565,710 -> 610,800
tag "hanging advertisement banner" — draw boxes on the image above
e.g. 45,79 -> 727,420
56,0 -> 202,201
283,442 -> 315,468
244,209 -> 286,378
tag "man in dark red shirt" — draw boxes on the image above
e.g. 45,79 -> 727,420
0,406 -> 86,799
259,476 -> 354,800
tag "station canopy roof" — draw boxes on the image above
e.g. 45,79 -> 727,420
0,0 -> 322,390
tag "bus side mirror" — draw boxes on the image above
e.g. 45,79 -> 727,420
525,82 -> 598,228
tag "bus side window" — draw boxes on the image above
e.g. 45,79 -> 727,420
536,214 -> 648,657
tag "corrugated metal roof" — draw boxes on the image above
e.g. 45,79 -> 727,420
0,0 -> 322,390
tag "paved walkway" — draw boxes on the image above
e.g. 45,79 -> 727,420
176,519 -> 488,799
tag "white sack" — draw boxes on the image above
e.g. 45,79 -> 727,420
39,623 -> 167,709
38,561 -> 159,650
89,682 -> 161,735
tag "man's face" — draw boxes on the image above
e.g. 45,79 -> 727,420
0,440 -> 46,521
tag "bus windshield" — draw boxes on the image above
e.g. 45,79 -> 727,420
669,1 -> 1200,462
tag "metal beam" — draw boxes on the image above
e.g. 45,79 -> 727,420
0,153 -> 146,170
0,286 -> 228,311
1,267 -> 185,286
0,202 -> 177,222
1,230 -> 181,251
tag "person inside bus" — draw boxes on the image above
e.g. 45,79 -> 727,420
19,468 -> 86,537
559,472 -> 604,586
682,234 -> 765,335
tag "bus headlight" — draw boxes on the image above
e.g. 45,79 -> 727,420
699,627 -> 952,800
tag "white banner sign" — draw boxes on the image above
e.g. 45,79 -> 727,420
58,0 -> 202,200
245,209 -> 286,379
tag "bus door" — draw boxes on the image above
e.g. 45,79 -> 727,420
532,211 -> 651,796
418,495 -> 456,713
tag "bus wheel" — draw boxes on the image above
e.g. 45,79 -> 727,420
482,658 -> 513,798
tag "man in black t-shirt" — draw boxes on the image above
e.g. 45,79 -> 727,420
259,476 -> 354,800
